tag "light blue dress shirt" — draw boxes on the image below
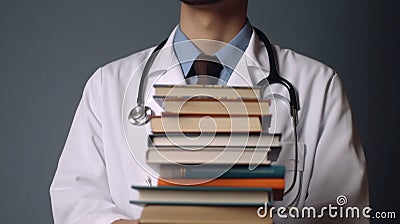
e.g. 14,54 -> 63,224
173,21 -> 253,84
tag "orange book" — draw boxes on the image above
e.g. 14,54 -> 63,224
158,178 -> 285,189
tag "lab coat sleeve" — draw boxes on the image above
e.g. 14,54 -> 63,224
50,68 -> 129,224
305,74 -> 369,218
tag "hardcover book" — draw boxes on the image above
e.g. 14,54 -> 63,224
150,114 -> 271,133
159,164 -> 285,179
140,205 -> 272,224
130,185 -> 271,206
154,96 -> 270,115
146,147 -> 280,165
148,133 -> 281,148
154,84 -> 261,99
157,178 -> 285,189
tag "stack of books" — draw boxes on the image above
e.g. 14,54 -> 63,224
131,85 -> 284,224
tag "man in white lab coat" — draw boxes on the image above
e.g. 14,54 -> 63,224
50,0 -> 369,223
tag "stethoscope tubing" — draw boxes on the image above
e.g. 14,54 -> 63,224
129,27 -> 302,206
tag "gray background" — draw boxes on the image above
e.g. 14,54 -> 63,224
0,0 -> 399,223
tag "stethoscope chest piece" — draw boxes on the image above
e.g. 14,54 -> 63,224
128,105 -> 154,126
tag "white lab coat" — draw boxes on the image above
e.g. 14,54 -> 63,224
50,26 -> 369,223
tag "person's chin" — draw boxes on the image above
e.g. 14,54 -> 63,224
180,0 -> 224,6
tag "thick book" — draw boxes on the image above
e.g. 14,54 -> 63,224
154,84 -> 261,99
154,96 -> 270,115
150,114 -> 271,133
159,164 -> 285,179
140,205 -> 272,224
148,133 -> 281,148
130,185 -> 271,206
146,147 -> 280,165
157,178 -> 285,189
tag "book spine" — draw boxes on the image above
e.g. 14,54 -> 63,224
160,165 -> 285,179
158,178 -> 285,189
150,115 -> 271,133
219,166 -> 285,179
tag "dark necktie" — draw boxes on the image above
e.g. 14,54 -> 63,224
187,54 -> 223,85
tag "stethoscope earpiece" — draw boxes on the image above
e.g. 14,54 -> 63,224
128,105 -> 154,126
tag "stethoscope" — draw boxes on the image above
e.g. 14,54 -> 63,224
128,27 -> 301,207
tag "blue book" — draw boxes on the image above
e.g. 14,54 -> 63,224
160,165 -> 285,179
130,185 -> 272,206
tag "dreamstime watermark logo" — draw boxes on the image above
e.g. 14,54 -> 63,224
257,195 -> 397,220
336,195 -> 348,206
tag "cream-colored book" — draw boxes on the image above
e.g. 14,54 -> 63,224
140,205 -> 272,224
150,114 -> 270,133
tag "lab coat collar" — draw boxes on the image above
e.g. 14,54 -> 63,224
226,28 -> 271,86
148,26 -> 271,86
147,26 -> 185,85
243,28 -> 271,85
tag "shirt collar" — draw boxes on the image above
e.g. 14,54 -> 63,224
173,20 -> 253,77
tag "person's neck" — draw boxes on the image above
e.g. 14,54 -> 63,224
180,1 -> 248,54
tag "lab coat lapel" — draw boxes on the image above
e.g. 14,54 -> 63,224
244,30 -> 293,136
230,28 -> 292,104
227,28 -> 271,87
226,54 -> 253,86
144,26 -> 186,116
